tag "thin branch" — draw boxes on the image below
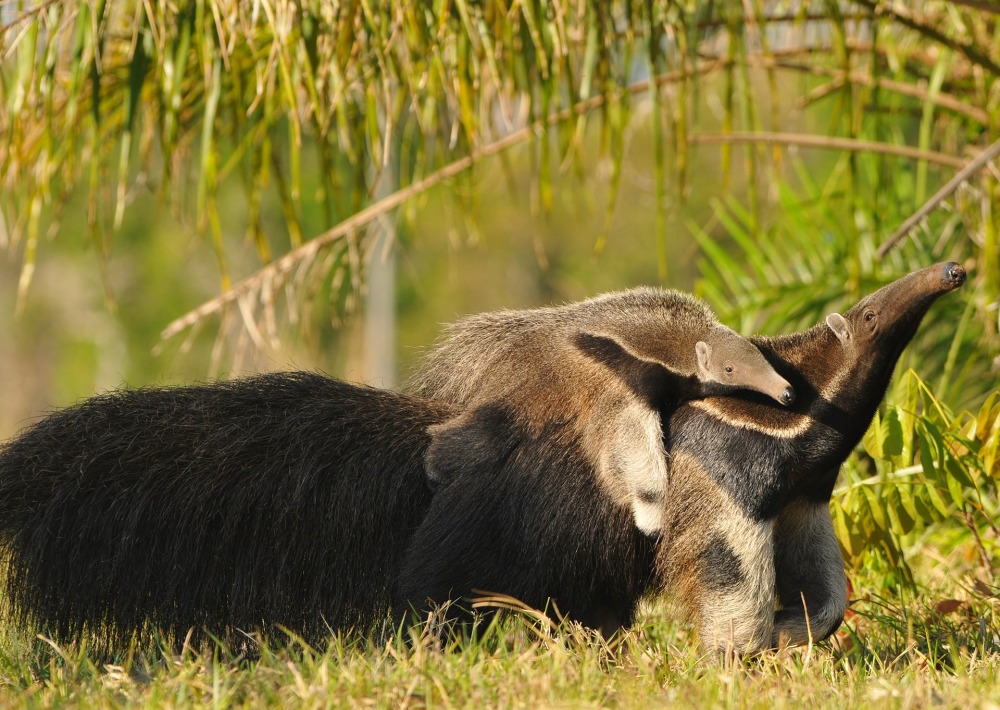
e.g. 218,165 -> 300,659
964,511 -> 995,579
801,592 -> 814,667
943,0 -> 1000,15
160,125 -> 546,341
0,0 -> 65,33
751,57 -> 991,124
876,136 -> 1000,258
851,0 -> 1000,77
689,132 -> 968,169
837,73 -> 988,124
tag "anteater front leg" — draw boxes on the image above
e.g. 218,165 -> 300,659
658,454 -> 776,654
693,511 -> 776,654
771,498 -> 848,647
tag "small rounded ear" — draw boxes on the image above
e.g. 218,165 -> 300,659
695,341 -> 712,374
424,404 -> 518,490
825,313 -> 851,345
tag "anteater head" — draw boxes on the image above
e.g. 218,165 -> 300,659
823,261 -> 966,393
695,326 -> 795,406
676,263 -> 968,502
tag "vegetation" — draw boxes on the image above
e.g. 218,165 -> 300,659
1,589 -> 998,708
1,0 -> 999,706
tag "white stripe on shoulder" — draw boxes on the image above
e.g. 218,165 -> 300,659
687,400 -> 813,439
687,364 -> 850,439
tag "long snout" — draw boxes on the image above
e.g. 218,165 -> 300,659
762,375 -> 796,406
940,261 -> 967,290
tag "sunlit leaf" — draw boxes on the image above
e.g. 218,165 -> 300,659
882,408 -> 905,461
863,410 -> 884,460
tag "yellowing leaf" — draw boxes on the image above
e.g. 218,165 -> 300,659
863,410 -> 884,460
883,408 -> 905,460
933,598 -> 964,615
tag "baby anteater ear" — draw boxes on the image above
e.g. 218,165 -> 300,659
825,313 -> 851,346
695,341 -> 712,377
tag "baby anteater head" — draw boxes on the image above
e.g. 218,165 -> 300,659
695,326 -> 795,406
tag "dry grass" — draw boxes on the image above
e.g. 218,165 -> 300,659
1,590 -> 998,709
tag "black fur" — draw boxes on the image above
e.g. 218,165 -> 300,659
423,405 -> 521,492
667,405 -> 794,521
0,372 -> 455,651
396,403 -> 656,635
696,535 -> 744,591
572,331 -> 696,406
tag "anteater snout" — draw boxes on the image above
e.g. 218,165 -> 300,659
780,386 -> 795,406
942,262 -> 966,288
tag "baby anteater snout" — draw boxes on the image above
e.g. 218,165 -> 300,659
780,385 -> 795,406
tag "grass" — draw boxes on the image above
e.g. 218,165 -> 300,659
1,589 -> 998,709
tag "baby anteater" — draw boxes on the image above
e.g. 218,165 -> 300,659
409,287 -> 793,536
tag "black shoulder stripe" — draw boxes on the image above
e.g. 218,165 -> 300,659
573,331 -> 696,406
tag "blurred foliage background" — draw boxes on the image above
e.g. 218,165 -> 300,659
0,0 -> 998,617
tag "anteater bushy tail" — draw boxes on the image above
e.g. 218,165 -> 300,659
0,371 -> 453,652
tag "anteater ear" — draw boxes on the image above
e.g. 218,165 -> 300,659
695,341 -> 712,374
825,313 -> 851,345
424,404 -> 517,490
425,412 -> 487,490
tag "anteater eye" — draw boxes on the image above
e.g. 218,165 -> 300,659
724,365 -> 734,374
864,311 -> 876,322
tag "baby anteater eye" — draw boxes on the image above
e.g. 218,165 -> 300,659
724,364 -> 734,374
864,311 -> 876,322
